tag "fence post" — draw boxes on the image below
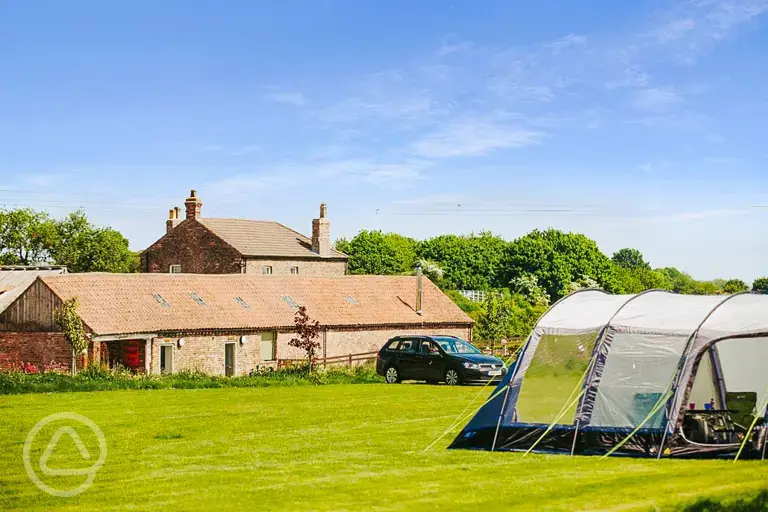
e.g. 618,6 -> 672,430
348,354 -> 352,368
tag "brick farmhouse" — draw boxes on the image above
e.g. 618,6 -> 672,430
0,273 -> 474,375
140,190 -> 348,276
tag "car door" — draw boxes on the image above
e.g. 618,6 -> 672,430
415,339 -> 443,381
396,338 -> 419,379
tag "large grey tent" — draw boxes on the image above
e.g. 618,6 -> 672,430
450,290 -> 768,459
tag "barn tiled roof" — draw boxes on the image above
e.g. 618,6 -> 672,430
196,218 -> 347,259
40,273 -> 473,336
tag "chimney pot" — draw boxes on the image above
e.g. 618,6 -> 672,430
184,190 -> 203,220
166,207 -> 182,234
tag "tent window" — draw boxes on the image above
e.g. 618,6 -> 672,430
515,333 -> 597,425
590,332 -> 688,429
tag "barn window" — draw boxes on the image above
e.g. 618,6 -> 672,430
152,293 -> 171,308
234,296 -> 251,311
169,264 -> 182,273
290,266 -> 299,275
261,266 -> 273,275
282,296 -> 299,309
189,292 -> 207,306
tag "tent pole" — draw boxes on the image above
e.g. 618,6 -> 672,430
570,420 -> 580,456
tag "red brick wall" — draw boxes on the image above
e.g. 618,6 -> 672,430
141,220 -> 243,274
0,332 -> 72,369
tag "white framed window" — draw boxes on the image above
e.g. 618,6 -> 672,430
290,266 -> 299,275
224,342 -> 237,377
261,266 -> 273,275
169,264 -> 182,274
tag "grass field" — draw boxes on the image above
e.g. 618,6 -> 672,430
1,383 -> 767,511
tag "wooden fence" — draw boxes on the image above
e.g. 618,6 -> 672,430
277,350 -> 379,369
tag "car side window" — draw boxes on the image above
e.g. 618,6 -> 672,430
399,339 -> 416,353
385,340 -> 400,351
420,340 -> 439,354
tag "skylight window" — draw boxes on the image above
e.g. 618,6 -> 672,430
282,295 -> 299,309
189,292 -> 207,306
234,296 -> 251,311
344,295 -> 359,305
152,293 -> 170,308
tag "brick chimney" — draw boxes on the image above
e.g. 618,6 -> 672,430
165,208 -> 182,234
311,203 -> 331,257
184,190 -> 202,220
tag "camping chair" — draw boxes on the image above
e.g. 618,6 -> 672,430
726,392 -> 758,431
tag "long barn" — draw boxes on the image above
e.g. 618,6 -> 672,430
0,272 -> 473,375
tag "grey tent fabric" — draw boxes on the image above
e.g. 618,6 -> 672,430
450,290 -> 768,458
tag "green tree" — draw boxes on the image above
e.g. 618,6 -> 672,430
752,277 -> 768,294
475,292 -> 513,352
613,266 -> 674,294
508,273 -> 550,307
49,210 -> 139,272
505,229 -> 620,301
334,230 -> 417,275
0,208 -> 57,265
723,279 -> 749,294
612,248 -> 650,270
418,231 -> 509,290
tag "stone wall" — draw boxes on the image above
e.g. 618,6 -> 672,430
243,258 -> 347,277
141,219 -> 242,274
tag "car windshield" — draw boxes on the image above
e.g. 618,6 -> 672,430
434,338 -> 481,354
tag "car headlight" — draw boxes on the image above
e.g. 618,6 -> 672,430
462,362 -> 480,370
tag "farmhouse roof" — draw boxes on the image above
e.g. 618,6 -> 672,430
196,218 -> 348,260
39,273 -> 473,336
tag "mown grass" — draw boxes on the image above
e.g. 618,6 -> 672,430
1,384 -> 767,511
0,364 -> 382,394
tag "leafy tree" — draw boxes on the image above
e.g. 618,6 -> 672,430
414,259 -> 444,286
0,208 -> 57,265
335,230 -> 417,275
50,211 -> 138,272
723,279 -> 749,294
288,306 -> 322,372
612,248 -> 650,270
508,273 -> 550,307
752,277 -> 768,294
505,229 -> 620,302
53,297 -> 88,374
613,266 -> 673,294
418,231 -> 509,290
475,292 -> 513,352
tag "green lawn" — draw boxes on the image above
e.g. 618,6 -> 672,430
1,384 -> 767,511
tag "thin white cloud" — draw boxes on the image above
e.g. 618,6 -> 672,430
228,145 -> 262,156
413,117 -> 544,158
544,34 -> 588,54
264,91 -> 306,106
648,18 -> 697,42
632,87 -> 683,111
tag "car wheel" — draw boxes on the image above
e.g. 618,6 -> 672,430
385,366 -> 401,384
444,368 -> 462,386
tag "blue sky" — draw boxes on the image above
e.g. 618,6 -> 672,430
1,0 -> 766,281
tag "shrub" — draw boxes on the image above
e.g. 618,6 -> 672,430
0,362 -> 383,395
